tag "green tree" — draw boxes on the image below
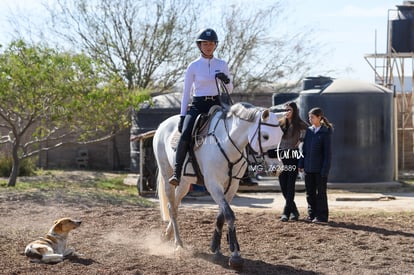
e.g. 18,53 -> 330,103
0,40 -> 148,186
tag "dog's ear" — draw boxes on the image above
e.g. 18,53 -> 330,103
54,217 -> 67,225
53,221 -> 63,234
53,220 -> 63,234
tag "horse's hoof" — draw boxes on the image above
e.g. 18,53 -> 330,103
175,245 -> 184,252
160,233 -> 170,242
229,255 -> 244,269
174,245 -> 186,259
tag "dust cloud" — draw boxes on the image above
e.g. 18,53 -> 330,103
105,228 -> 178,258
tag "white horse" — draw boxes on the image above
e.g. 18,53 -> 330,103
153,102 -> 283,268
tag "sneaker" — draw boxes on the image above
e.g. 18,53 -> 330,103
290,213 -> 299,221
280,215 -> 289,222
312,217 -> 327,223
304,216 -> 314,222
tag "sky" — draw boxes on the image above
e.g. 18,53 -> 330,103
0,0 -> 404,84
285,0 -> 400,83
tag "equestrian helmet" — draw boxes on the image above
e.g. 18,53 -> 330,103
196,28 -> 218,43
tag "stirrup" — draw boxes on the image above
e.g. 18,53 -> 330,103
168,175 -> 180,187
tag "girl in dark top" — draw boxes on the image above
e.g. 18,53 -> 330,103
298,107 -> 333,223
278,102 -> 308,222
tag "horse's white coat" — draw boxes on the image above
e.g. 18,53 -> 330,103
153,103 -> 283,266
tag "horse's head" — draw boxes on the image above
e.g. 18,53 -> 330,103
248,109 -> 283,155
228,103 -> 283,155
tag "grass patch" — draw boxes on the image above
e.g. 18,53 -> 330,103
0,170 -> 154,207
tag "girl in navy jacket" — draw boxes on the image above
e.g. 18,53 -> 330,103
298,107 -> 333,223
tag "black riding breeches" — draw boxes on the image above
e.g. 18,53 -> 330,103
180,96 -> 220,143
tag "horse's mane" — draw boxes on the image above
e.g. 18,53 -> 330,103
228,102 -> 259,122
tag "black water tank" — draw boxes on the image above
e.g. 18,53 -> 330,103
391,19 -> 412,52
272,92 -> 299,106
299,78 -> 394,183
303,76 -> 333,90
390,2 -> 414,52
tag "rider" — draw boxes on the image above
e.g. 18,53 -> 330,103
168,28 -> 233,187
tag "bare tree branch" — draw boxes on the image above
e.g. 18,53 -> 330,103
49,0 -> 198,92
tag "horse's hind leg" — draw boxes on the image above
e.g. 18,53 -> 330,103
168,202 -> 184,249
166,183 -> 190,250
161,221 -> 173,241
221,199 -> 243,268
210,211 -> 225,256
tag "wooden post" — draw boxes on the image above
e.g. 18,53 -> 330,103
130,130 -> 156,195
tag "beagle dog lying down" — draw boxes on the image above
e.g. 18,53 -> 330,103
25,217 -> 82,263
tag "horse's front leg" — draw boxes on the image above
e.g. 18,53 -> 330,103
227,223 -> 242,268
222,200 -> 243,268
210,211 -> 225,256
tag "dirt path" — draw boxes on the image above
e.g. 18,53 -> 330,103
172,189 -> 414,214
1,173 -> 414,274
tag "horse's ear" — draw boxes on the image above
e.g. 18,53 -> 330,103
261,109 -> 270,120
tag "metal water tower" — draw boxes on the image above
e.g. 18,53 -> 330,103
364,1 -> 414,174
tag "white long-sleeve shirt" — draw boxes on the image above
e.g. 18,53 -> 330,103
180,56 -> 233,116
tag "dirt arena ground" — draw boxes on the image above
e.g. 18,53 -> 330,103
1,173 -> 414,274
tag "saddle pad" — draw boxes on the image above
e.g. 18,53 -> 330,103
170,130 -> 181,150
170,127 -> 206,151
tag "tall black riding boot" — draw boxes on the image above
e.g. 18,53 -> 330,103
168,140 -> 189,187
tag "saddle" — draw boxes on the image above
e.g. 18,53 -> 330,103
170,105 -> 222,150
192,105 -> 222,150
170,105 -> 223,185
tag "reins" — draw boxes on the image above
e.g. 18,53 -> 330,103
215,76 -> 234,107
209,78 -> 280,193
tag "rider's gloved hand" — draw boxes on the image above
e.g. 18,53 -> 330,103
215,72 -> 230,84
178,116 -> 185,133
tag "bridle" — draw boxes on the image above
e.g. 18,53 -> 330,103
248,116 -> 280,158
207,109 -> 280,193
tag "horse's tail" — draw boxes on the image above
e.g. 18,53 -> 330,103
157,169 -> 170,222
